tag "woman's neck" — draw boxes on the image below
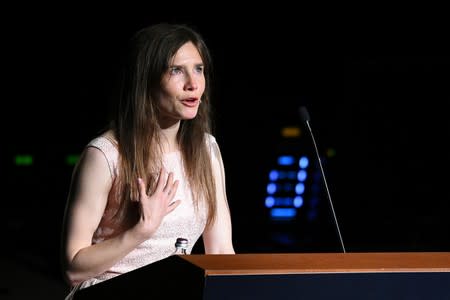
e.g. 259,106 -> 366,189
160,121 -> 180,153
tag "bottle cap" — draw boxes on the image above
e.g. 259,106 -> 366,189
175,237 -> 188,249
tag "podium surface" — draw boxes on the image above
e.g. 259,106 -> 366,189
183,252 -> 450,274
74,252 -> 450,299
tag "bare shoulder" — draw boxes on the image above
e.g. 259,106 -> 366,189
204,132 -> 216,144
72,146 -> 113,186
81,146 -> 110,166
83,131 -> 119,179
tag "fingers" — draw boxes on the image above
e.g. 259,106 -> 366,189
155,169 -> 179,196
163,172 -> 175,193
155,169 -> 176,189
155,168 -> 167,192
167,179 -> 179,196
145,169 -> 180,199
167,199 -> 181,213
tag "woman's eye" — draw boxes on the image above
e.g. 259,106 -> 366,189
195,66 -> 204,73
169,67 -> 182,75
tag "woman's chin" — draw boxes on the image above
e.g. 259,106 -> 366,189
181,110 -> 199,120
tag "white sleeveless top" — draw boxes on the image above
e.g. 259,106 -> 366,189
78,134 -> 217,288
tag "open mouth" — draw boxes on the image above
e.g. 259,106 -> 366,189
181,98 -> 199,107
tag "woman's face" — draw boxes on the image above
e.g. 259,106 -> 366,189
158,42 -> 205,127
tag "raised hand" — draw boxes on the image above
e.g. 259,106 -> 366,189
133,168 -> 181,240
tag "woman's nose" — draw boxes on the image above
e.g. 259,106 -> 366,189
184,73 -> 198,91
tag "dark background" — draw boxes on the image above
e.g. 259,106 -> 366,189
1,6 -> 449,299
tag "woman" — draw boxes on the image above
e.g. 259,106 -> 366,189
61,23 -> 235,296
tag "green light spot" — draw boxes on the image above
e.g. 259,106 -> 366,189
326,148 -> 336,158
66,154 -> 80,166
15,155 -> 33,166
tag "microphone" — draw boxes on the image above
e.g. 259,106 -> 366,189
299,106 -> 346,253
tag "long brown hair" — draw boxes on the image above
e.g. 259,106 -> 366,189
108,23 -> 217,230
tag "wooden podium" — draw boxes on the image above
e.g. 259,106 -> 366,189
73,252 -> 450,299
